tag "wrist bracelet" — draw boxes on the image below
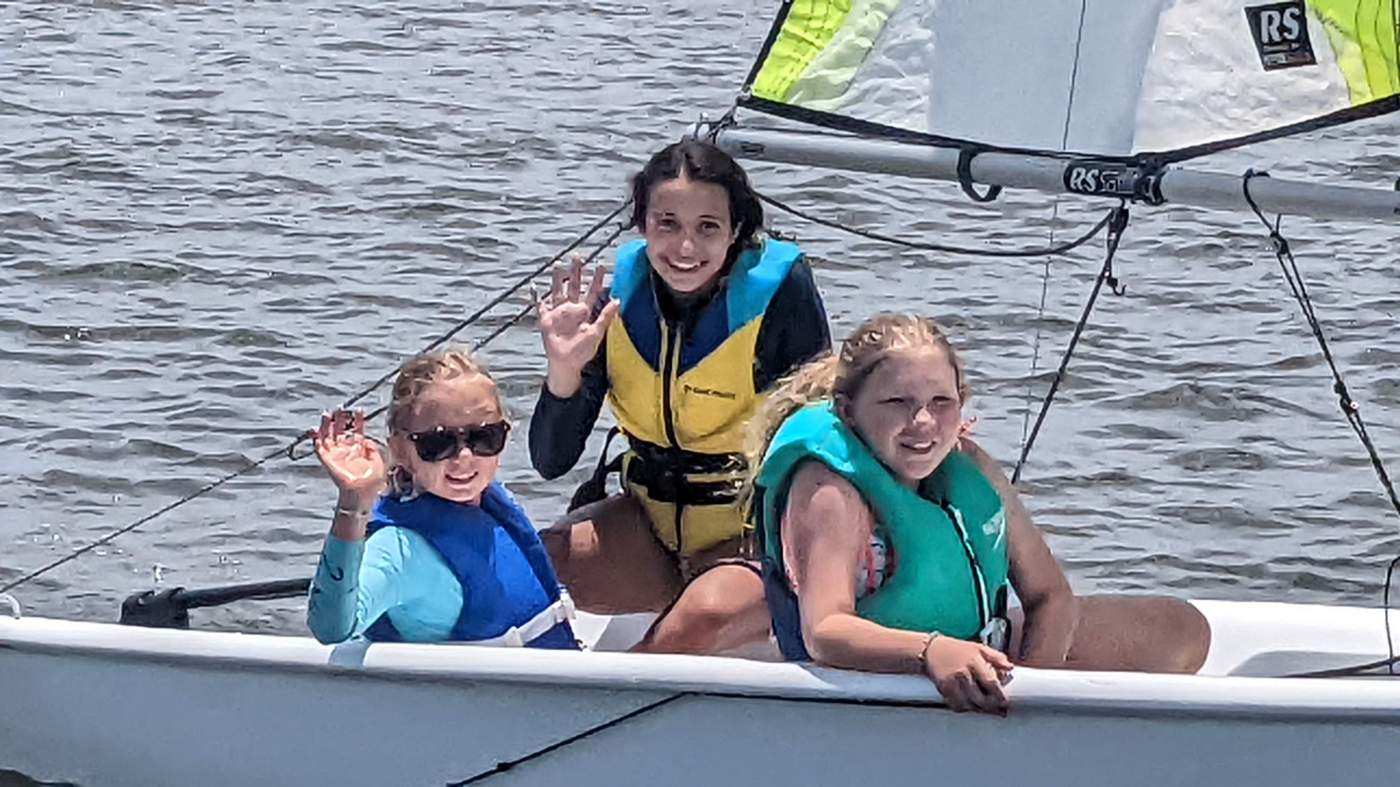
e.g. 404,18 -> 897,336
334,503 -> 373,519
916,631 -> 943,672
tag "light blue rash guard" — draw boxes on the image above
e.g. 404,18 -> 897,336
306,526 -> 464,644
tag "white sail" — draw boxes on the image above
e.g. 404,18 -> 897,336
744,0 -> 1399,160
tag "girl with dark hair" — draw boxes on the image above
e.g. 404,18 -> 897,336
529,139 -> 832,654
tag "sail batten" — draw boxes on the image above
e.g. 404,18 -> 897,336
741,0 -> 1400,162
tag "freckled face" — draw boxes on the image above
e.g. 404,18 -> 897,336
845,347 -> 963,486
389,375 -> 504,505
642,175 -> 737,295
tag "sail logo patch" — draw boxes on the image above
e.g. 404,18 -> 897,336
1245,1 -> 1316,71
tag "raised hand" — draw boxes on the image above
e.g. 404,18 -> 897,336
921,634 -> 1014,715
537,254 -> 620,397
313,409 -> 386,504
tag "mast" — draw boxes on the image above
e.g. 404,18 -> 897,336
710,125 -> 1400,223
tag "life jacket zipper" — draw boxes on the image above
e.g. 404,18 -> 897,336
660,320 -> 685,555
938,501 -> 991,631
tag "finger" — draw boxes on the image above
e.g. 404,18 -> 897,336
981,645 -> 1015,674
550,264 -> 567,304
353,410 -> 366,436
327,410 -> 342,442
567,254 -> 583,302
585,263 -> 609,308
335,410 -> 353,442
971,657 -> 1009,703
941,676 -> 976,713
318,412 -> 332,442
594,298 -> 621,331
954,671 -> 994,713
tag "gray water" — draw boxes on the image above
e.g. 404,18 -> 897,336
2,2 -> 1399,779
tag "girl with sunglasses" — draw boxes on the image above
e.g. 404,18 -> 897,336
306,348 -> 577,649
530,139 -> 832,654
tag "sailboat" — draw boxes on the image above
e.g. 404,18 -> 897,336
4,2 -> 1400,785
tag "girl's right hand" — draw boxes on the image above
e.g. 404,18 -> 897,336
537,255 -> 620,397
921,635 -> 1014,715
313,409 -> 385,503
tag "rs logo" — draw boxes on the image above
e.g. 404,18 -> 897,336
1258,6 -> 1303,43
1064,163 -> 1125,195
1067,167 -> 1102,193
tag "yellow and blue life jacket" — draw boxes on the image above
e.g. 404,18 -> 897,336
605,237 -> 802,557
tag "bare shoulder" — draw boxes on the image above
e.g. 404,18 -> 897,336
783,461 -> 875,534
957,438 -> 1013,492
788,461 -> 864,511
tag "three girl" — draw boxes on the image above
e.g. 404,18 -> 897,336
305,141 -> 1211,714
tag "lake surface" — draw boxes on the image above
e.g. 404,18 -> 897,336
2,1 -> 1399,782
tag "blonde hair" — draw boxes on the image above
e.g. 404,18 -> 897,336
744,313 -> 969,485
385,346 -> 504,495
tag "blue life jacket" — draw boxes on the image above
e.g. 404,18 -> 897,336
363,482 -> 577,650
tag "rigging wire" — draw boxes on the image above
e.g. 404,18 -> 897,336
1020,198 -> 1064,454
1011,203 -> 1130,484
0,204 -> 631,596
1242,170 -> 1400,678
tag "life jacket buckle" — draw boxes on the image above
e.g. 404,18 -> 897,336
556,588 -> 577,623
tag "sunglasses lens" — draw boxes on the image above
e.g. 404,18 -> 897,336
413,431 -> 460,463
464,422 -> 509,457
408,422 -> 509,462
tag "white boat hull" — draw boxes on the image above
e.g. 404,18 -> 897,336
2,599 -> 1398,786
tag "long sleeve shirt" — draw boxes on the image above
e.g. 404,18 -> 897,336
306,527 -> 463,644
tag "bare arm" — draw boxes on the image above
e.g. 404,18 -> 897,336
959,439 -> 1077,667
784,462 -> 1011,713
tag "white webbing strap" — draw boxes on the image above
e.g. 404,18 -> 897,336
462,589 -> 576,648
1,593 -> 20,619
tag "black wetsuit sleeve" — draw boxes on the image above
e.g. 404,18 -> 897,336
753,258 -> 833,392
528,344 -> 609,480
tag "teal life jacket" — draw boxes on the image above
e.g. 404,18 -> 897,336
755,401 -> 1009,656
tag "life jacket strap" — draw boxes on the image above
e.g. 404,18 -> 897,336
457,589 -> 577,648
625,439 -> 747,506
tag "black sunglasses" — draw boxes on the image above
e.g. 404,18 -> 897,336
404,421 -> 510,462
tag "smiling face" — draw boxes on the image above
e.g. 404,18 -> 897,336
843,346 -> 964,487
388,373 -> 504,505
641,175 -> 738,295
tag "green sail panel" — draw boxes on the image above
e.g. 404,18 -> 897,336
742,0 -> 1400,161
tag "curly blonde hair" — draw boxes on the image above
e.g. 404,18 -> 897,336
385,346 -> 504,495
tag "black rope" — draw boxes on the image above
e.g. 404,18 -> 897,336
338,200 -> 632,413
1242,169 -> 1400,679
446,693 -> 688,785
1011,202 -> 1130,485
757,191 -> 1115,258
0,446 -> 289,595
287,220 -> 628,459
1,203 -> 632,595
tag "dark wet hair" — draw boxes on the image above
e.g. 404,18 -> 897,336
629,139 -> 765,261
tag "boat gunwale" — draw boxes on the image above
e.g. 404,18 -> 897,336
4,610 -> 1400,724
